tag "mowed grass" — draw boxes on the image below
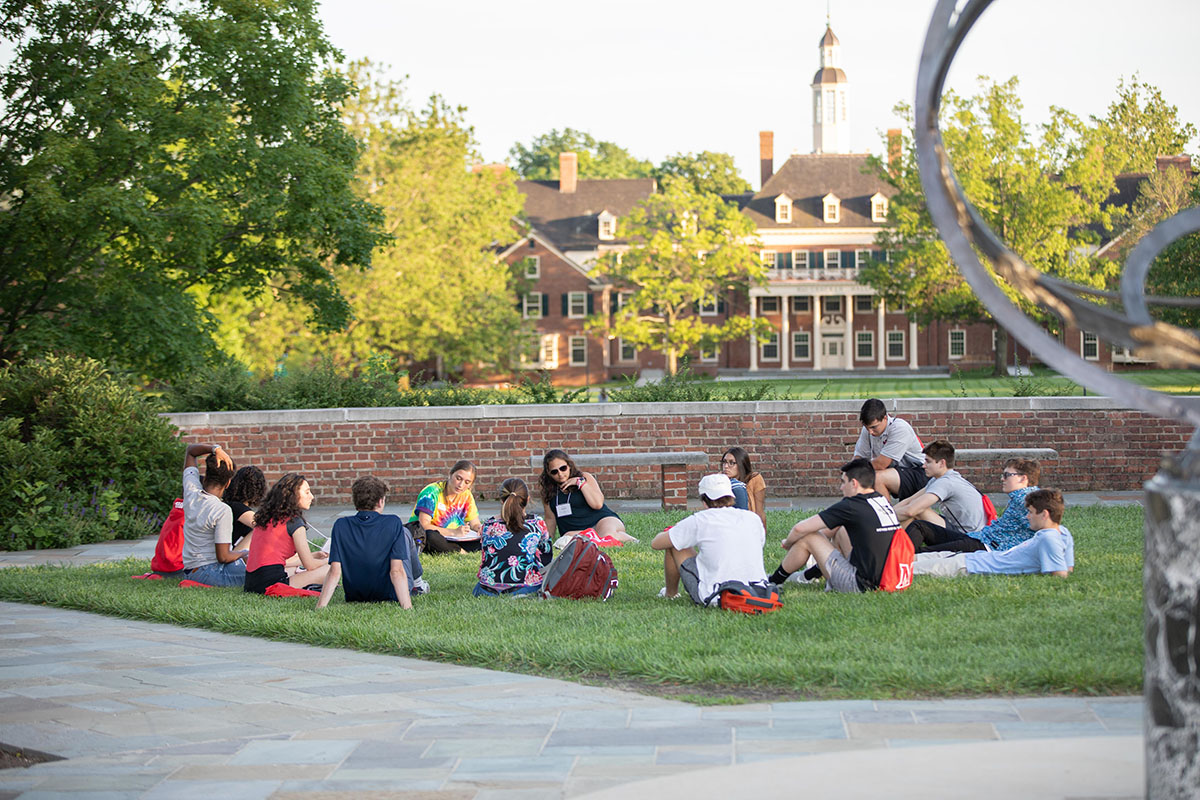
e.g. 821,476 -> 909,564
0,506 -> 1143,702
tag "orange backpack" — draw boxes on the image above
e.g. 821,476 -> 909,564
878,528 -> 915,592
150,498 -> 185,574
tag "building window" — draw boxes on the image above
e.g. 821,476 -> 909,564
949,329 -> 966,359
760,333 -> 780,362
775,195 -> 792,223
855,295 -> 873,314
823,248 -> 840,268
856,249 -> 871,269
856,331 -> 874,360
792,331 -> 811,361
760,249 -> 776,267
823,193 -> 840,223
825,90 -> 835,123
700,343 -> 719,363
793,250 -> 809,269
567,292 -> 588,319
618,338 -> 636,362
1082,331 -> 1099,361
823,296 -> 842,315
759,296 -> 780,314
871,193 -> 889,222
791,296 -> 811,314
699,294 -> 718,316
569,336 -> 587,366
887,330 -> 905,360
598,211 -> 616,241
540,334 -> 558,369
523,256 -> 540,279
523,293 -> 542,319
616,291 -> 632,311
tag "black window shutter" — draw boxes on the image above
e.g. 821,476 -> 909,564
717,296 -> 726,313
587,294 -> 594,315
561,294 -> 568,316
814,251 -> 824,269
541,294 -> 549,317
842,251 -> 854,269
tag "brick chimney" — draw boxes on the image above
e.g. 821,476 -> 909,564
759,131 -> 774,189
1156,155 -> 1193,174
559,152 -> 578,193
887,129 -> 903,176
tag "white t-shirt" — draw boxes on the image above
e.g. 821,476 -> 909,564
667,507 -> 768,605
181,467 -> 234,570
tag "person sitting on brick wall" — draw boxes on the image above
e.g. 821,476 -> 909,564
912,489 -> 1073,578
893,441 -> 986,552
853,398 -> 929,502
652,473 -> 769,604
180,443 -> 245,587
317,476 -> 420,609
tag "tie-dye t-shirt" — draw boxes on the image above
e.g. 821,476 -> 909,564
408,481 -> 480,529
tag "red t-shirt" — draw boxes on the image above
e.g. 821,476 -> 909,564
246,517 -> 304,572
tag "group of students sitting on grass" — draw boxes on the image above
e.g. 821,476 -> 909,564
174,396 -> 1071,609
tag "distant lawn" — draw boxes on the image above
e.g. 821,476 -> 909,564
0,506 -> 1143,702
597,368 -> 1200,400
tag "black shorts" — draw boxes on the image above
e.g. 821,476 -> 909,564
905,519 -> 986,553
896,465 -> 930,501
244,563 -> 287,594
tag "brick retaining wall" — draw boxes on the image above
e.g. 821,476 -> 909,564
166,398 -> 1187,507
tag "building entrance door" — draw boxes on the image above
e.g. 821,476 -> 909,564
821,334 -> 845,370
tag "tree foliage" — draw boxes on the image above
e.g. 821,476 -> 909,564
509,127 -> 653,180
588,182 -> 769,375
1118,170 -> 1200,330
207,62 -> 528,375
0,0 -> 385,380
1084,77 -> 1196,177
653,151 -> 751,195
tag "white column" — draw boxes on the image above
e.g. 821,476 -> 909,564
812,295 -> 822,371
877,298 -> 886,370
781,294 -> 791,372
908,318 -> 919,370
844,293 -> 854,371
749,295 -> 758,372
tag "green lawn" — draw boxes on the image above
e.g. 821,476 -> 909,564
598,368 -> 1200,400
0,506 -> 1143,702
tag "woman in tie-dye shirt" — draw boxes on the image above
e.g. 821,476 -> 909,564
408,460 -> 482,554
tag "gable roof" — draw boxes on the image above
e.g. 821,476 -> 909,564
516,178 -> 656,250
744,153 -> 894,229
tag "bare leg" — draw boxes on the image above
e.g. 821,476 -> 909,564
661,545 -> 697,598
875,468 -> 900,500
289,563 -> 330,588
593,516 -> 636,543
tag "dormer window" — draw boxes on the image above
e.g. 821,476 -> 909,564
774,194 -> 792,224
598,210 -> 617,241
823,193 -> 840,224
871,193 -> 888,222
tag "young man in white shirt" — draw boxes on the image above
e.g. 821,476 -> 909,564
651,474 -> 768,605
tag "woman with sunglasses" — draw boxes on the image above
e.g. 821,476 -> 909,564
538,449 -> 635,543
721,447 -> 766,528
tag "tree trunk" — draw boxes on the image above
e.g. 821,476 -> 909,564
666,348 -> 677,376
993,326 -> 1007,378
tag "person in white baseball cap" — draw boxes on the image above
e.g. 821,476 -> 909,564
650,473 -> 769,605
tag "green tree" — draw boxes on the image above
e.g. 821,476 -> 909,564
208,63 -> 528,376
509,128 -> 652,180
653,151 -> 752,195
1087,77 -> 1196,177
588,182 -> 769,375
863,77 -> 1123,375
0,0 -> 385,380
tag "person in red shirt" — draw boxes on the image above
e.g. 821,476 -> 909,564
244,473 -> 330,594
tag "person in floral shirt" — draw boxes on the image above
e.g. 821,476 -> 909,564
474,478 -> 553,597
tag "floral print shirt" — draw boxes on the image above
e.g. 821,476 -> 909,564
969,486 -> 1038,551
477,515 -> 553,592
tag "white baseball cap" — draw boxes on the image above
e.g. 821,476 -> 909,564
698,473 -> 734,500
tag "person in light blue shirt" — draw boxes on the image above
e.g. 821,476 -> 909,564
914,489 -> 1073,578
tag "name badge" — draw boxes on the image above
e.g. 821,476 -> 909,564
556,501 -> 573,517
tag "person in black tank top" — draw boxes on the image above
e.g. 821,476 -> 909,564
537,449 -> 636,544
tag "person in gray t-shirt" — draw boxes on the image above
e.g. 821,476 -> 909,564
180,443 -> 246,587
894,440 -> 987,552
853,398 -> 929,501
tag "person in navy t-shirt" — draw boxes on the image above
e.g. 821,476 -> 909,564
317,476 -> 419,609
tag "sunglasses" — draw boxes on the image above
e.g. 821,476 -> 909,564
1001,471 -> 1022,478
549,465 -> 570,475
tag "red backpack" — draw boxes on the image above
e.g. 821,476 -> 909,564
541,537 -> 618,600
705,581 -> 783,614
150,499 -> 185,574
981,494 -> 998,525
878,527 -> 915,592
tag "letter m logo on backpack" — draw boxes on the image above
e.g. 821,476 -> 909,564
879,528 -> 915,592
541,537 -> 618,601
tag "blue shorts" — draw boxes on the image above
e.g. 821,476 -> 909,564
186,560 -> 246,588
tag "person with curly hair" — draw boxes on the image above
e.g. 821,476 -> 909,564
538,449 -> 634,543
244,473 -> 330,594
474,478 -> 553,597
223,465 -> 267,550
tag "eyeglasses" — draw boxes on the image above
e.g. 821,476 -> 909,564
1001,471 -> 1022,478
720,458 -> 737,466
549,465 -> 570,475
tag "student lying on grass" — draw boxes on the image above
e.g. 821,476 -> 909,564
317,476 -> 417,609
244,474 -> 330,595
912,489 -> 1074,578
651,473 -> 768,605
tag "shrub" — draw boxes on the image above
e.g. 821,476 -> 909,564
607,368 -> 775,403
0,355 -> 180,550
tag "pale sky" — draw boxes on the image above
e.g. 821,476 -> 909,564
317,0 -> 1199,189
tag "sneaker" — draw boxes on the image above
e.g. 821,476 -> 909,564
412,577 -> 431,596
657,587 -> 680,600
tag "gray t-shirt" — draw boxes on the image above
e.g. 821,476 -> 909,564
181,467 -> 234,570
854,415 -> 924,469
924,469 -> 985,533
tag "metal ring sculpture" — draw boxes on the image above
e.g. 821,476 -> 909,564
915,0 -> 1200,457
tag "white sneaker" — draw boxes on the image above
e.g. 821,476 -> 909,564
412,577 -> 431,595
657,587 -> 680,600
